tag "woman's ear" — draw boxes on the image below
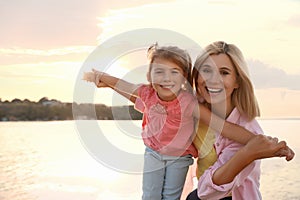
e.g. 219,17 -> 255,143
234,77 -> 240,89
234,82 -> 239,89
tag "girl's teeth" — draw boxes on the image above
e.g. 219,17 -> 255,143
162,85 -> 173,89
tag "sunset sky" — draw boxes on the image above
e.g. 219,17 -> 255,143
1,0 -> 300,118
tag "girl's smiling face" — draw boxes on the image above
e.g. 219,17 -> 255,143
197,53 -> 239,112
148,58 -> 186,101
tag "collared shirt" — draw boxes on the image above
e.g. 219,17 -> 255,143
135,84 -> 198,157
197,108 -> 263,200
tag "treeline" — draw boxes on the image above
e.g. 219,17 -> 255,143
0,97 -> 142,121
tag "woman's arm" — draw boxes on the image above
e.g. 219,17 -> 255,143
212,135 -> 287,185
196,134 -> 293,199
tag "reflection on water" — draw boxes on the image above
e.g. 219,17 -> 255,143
0,123 -> 40,200
0,120 -> 299,200
0,121 -> 143,200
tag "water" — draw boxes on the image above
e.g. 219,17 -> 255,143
0,120 -> 299,200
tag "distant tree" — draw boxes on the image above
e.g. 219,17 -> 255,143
23,99 -> 32,104
0,98 -> 141,121
11,98 -> 22,103
38,97 -> 49,104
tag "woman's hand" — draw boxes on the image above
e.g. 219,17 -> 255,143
275,145 -> 295,161
244,135 -> 294,161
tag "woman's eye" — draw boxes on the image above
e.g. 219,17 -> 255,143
220,71 -> 230,75
172,70 -> 180,74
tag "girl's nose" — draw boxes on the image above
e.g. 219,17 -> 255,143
163,71 -> 171,81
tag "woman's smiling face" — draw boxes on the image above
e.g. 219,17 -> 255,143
197,53 -> 239,110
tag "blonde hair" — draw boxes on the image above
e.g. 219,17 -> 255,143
147,43 -> 193,92
192,41 -> 260,120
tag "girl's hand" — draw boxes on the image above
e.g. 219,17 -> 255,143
82,72 -> 96,83
92,69 -> 110,87
82,69 -> 110,88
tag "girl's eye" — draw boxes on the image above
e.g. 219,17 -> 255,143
154,70 -> 163,74
172,70 -> 180,74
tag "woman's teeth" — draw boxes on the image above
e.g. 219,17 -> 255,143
206,87 -> 223,93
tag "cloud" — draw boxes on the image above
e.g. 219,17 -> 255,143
287,14 -> 300,27
0,46 -> 95,56
0,0 -> 104,48
0,46 -> 95,66
248,59 -> 300,90
0,0 -> 175,49
0,61 -> 82,81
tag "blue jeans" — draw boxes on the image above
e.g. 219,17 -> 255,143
142,147 -> 193,200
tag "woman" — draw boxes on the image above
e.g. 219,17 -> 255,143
185,41 -> 294,200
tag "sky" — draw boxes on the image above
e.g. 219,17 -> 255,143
1,0 -> 300,118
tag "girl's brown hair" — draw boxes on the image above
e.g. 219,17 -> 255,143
147,43 -> 193,92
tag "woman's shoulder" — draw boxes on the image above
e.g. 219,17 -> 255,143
246,118 -> 264,135
230,108 -> 264,135
240,115 -> 264,135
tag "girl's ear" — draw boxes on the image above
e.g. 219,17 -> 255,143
147,71 -> 151,82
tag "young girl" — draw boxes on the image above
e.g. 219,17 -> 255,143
186,41 -> 294,199
83,43 -> 287,200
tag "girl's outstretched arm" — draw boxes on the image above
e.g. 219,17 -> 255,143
83,69 -> 140,98
192,103 -> 295,161
93,69 -> 140,97
95,78 -> 137,103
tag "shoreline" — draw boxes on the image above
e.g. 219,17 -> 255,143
1,117 -> 300,122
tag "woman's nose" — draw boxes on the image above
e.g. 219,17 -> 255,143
210,71 -> 221,82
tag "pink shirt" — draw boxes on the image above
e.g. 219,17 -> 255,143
197,108 -> 263,200
135,85 -> 198,157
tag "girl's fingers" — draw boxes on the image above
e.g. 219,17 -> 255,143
82,72 -> 96,82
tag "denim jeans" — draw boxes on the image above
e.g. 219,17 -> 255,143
142,147 -> 193,200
